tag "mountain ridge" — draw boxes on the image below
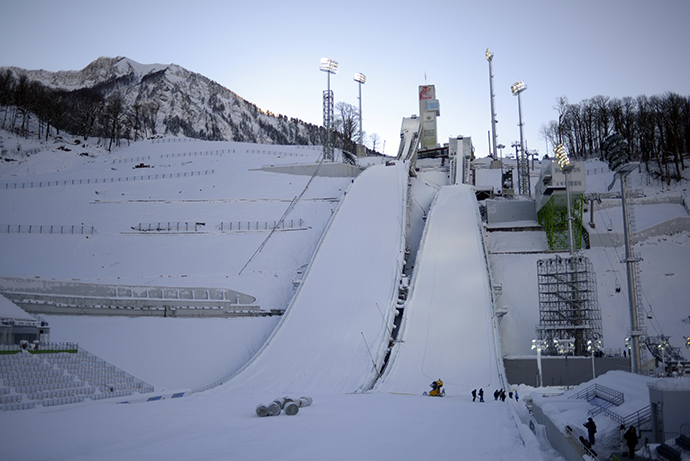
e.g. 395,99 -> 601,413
0,56 -> 324,145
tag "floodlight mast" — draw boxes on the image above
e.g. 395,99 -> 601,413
486,49 -> 499,163
320,58 -> 338,161
354,73 -> 366,153
511,80 -> 530,197
554,144 -> 575,256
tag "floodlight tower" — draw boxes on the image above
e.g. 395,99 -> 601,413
485,49 -> 499,162
354,72 -> 366,156
320,58 -> 338,161
587,339 -> 602,379
531,339 -> 547,387
602,133 -> 644,374
511,80 -> 530,197
554,143 -> 575,256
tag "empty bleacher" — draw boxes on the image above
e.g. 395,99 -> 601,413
0,344 -> 154,411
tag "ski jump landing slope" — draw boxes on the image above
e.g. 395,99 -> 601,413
220,161 -> 408,395
377,184 -> 505,396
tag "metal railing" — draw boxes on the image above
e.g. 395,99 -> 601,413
1,169 -> 215,190
1,224 -> 96,235
569,383 -> 625,406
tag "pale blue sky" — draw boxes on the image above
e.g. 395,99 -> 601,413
1,0 -> 688,157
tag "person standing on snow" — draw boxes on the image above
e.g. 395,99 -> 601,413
472,389 -> 477,401
624,426 -> 639,459
584,417 -> 597,446
478,388 -> 484,402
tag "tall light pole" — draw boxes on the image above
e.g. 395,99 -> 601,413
554,338 -> 575,390
354,72 -> 366,157
602,134 -> 644,374
532,339 -> 547,387
320,58 -> 338,161
486,49 -> 499,162
587,339 -> 602,379
555,143 -> 575,256
511,80 -> 530,197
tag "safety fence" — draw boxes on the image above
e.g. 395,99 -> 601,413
111,156 -> 152,164
219,219 -> 306,232
132,222 -> 207,233
0,224 -> 96,235
128,219 -> 307,233
1,169 -> 215,190
160,150 -> 227,158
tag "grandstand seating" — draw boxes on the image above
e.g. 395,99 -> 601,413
0,347 -> 154,411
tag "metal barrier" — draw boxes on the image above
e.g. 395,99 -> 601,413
1,224 -> 96,235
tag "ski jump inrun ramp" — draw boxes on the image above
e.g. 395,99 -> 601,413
219,162 -> 505,396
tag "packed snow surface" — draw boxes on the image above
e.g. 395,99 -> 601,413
377,185 -> 504,395
1,130 -> 688,460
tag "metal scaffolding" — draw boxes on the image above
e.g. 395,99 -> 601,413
322,89 -> 334,161
536,255 -> 602,356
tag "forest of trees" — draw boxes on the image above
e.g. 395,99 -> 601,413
541,93 -> 689,183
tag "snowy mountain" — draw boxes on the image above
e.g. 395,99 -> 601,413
1,56 -> 323,144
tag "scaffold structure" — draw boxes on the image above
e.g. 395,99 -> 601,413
322,89 -> 334,161
536,255 -> 602,356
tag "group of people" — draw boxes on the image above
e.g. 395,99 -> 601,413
471,388 -> 484,402
469,388 -> 520,402
492,388 -> 518,402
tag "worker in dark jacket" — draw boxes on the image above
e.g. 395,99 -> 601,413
584,417 -> 597,445
624,426 -> 639,459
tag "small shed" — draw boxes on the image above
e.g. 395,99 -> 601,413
648,378 -> 690,443
0,294 -> 49,345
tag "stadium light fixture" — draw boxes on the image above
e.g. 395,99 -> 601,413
320,58 -> 338,74
511,81 -> 529,196
555,143 -> 575,255
320,58 -> 338,161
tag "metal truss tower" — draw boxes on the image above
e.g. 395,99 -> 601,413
536,255 -> 602,356
323,89 -> 334,161
518,149 -> 530,196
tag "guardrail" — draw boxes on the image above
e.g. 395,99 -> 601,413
1,169 -> 215,190
1,224 -> 96,235
569,383 -> 624,405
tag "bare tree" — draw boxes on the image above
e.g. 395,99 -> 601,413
334,102 -> 359,153
369,133 -> 381,152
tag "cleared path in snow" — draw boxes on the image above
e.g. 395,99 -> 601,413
377,184 -> 505,397
220,162 -> 408,394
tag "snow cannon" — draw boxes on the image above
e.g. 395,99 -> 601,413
424,379 -> 445,397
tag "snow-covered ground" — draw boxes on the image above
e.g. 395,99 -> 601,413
1,130 -> 688,460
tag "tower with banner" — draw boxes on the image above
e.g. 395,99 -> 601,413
419,85 -> 440,150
